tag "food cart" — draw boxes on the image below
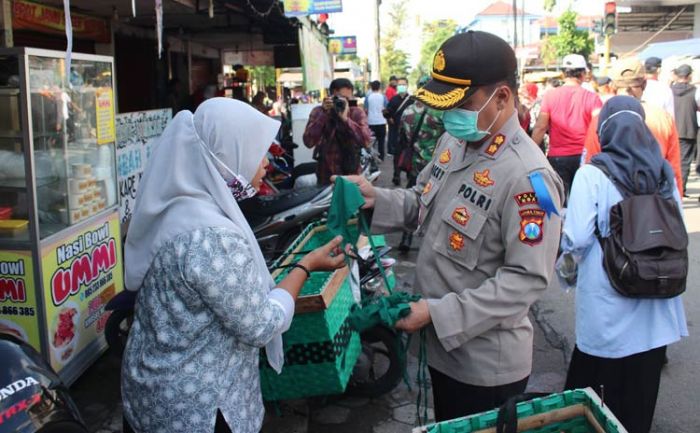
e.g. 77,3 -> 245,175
0,48 -> 124,385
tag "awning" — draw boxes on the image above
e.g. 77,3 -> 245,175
638,38 -> 700,59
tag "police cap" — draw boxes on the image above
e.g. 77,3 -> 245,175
416,31 -> 517,111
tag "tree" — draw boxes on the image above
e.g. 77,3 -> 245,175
249,66 -> 276,92
410,19 -> 457,85
540,35 -> 558,70
542,9 -> 594,63
380,0 -> 411,83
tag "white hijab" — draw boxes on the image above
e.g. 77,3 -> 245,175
124,98 -> 285,371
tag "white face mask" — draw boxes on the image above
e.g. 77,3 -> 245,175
198,140 -> 258,201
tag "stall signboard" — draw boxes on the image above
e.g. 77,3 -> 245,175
329,36 -> 357,55
13,0 -> 111,43
0,251 -> 40,351
284,0 -> 343,17
40,212 -> 123,372
95,88 -> 116,145
223,50 -> 274,66
115,109 -> 172,224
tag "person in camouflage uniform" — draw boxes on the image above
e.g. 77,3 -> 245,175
402,102 -> 445,187
396,77 -> 445,251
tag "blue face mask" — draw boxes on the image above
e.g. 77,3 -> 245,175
397,84 -> 408,94
442,88 -> 501,142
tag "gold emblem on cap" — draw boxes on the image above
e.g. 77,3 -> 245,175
415,87 -> 467,109
433,50 -> 446,72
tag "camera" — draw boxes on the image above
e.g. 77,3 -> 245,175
332,95 -> 347,113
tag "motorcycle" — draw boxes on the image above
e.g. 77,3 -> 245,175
0,333 -> 88,433
344,244 -> 403,398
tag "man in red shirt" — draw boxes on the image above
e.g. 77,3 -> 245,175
532,54 -> 602,202
385,75 -> 398,101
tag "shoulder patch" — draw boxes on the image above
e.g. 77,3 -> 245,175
519,209 -> 545,246
485,134 -> 506,156
514,191 -> 538,207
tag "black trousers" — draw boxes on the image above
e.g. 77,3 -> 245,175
680,137 -> 696,193
565,345 -> 667,433
369,124 -> 387,160
123,409 -> 232,433
547,155 -> 581,205
429,367 -> 529,422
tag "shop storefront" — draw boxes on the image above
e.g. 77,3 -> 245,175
0,47 -> 123,384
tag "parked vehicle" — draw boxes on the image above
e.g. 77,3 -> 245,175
0,333 -> 87,433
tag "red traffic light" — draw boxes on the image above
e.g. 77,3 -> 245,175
605,2 -> 616,15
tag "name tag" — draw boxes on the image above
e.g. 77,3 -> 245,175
431,164 -> 446,181
457,183 -> 492,211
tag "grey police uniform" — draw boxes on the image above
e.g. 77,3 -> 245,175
371,112 -> 564,387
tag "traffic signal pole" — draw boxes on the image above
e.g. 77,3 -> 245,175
603,1 -> 616,75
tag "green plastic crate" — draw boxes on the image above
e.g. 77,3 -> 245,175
413,388 -> 627,433
260,221 -> 362,401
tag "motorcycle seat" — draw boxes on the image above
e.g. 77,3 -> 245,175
239,186 -> 326,218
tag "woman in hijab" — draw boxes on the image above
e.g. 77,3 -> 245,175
561,96 -> 687,433
121,98 -> 346,433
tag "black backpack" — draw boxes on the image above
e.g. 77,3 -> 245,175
593,163 -> 688,299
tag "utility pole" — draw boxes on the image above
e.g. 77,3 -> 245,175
374,0 -> 382,81
512,0 -> 518,48
521,0 -> 525,47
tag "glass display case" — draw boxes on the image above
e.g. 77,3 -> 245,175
0,48 -> 124,385
0,49 -> 118,243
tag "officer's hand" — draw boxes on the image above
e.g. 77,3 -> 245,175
395,299 -> 431,333
331,175 -> 376,209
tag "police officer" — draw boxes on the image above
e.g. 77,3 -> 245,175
341,31 -> 564,421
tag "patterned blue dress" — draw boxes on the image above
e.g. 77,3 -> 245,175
121,227 -> 287,433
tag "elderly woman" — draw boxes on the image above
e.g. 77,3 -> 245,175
561,96 -> 688,433
121,98 -> 346,433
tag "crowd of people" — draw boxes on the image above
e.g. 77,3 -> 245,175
119,29 -> 694,433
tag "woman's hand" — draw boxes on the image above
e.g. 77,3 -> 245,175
299,235 -> 348,272
332,175 -> 377,209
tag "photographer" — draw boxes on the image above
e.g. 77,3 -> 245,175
303,78 -> 372,185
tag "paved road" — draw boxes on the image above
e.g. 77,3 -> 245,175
70,159 -> 699,432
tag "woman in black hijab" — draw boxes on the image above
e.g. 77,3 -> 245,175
590,95 -> 676,199
561,96 -> 687,433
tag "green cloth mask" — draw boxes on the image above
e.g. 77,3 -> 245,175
327,176 -> 366,245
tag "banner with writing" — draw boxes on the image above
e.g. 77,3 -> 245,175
115,109 -> 171,224
13,0 -> 111,43
41,212 -> 124,372
284,0 -> 343,17
329,36 -> 357,55
0,251 -> 40,351
95,88 -> 116,145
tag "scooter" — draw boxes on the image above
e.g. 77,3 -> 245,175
0,333 -> 88,433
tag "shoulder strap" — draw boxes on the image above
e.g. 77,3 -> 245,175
409,109 -> 428,147
590,160 -> 634,198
